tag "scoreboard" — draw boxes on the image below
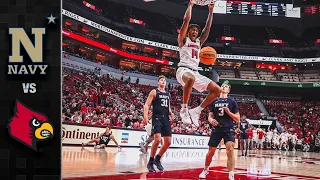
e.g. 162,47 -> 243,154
226,1 -> 286,17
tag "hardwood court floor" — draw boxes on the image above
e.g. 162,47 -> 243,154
62,146 -> 320,180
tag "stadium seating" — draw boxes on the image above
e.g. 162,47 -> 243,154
263,99 -> 320,139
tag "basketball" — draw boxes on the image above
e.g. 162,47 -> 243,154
199,46 -> 217,65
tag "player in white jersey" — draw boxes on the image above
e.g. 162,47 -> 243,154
266,129 -> 273,149
290,133 -> 298,151
280,131 -> 289,151
252,128 -> 258,149
272,130 -> 280,149
176,0 -> 221,127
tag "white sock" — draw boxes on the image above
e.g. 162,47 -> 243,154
229,171 -> 234,175
204,166 -> 209,171
196,106 -> 204,114
181,104 -> 188,112
181,104 -> 188,108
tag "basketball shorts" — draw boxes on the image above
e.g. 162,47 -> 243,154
98,140 -> 109,146
152,115 -> 172,137
176,67 -> 211,93
208,127 -> 235,147
240,133 -> 248,140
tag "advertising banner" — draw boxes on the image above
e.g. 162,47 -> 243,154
62,124 -> 239,149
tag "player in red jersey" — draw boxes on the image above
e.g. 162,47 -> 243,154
257,128 -> 265,150
247,127 -> 253,150
177,0 -> 221,127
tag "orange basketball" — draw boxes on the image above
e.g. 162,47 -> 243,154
199,46 -> 217,65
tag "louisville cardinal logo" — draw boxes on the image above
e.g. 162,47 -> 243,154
8,100 -> 54,151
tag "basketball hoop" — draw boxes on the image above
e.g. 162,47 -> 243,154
194,0 -> 218,6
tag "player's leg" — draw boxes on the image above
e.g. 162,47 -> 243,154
176,68 -> 194,124
240,134 -> 244,156
199,129 -> 222,179
154,116 -> 172,171
181,72 -> 196,106
147,118 -> 162,172
100,144 -> 107,148
140,136 -> 152,153
189,77 -> 221,126
244,139 -> 249,156
153,136 -> 171,171
147,133 -> 161,172
82,138 -> 99,147
144,136 -> 154,153
224,131 -> 236,180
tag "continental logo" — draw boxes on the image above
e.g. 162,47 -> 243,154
62,128 -> 100,141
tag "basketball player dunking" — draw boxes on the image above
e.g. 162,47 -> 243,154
238,115 -> 249,156
199,83 -> 240,180
177,0 -> 221,127
82,127 -> 121,150
143,75 -> 174,172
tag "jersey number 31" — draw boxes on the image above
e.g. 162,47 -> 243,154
161,99 -> 168,107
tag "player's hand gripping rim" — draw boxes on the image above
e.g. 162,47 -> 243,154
208,118 -> 218,127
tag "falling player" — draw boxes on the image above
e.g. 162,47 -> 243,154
143,75 -> 174,172
238,115 -> 249,156
82,127 -> 121,150
177,0 -> 221,127
199,82 -> 240,180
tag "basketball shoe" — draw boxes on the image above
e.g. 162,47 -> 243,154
180,108 -> 192,124
199,169 -> 209,179
229,171 -> 235,180
188,108 -> 200,127
147,162 -> 156,172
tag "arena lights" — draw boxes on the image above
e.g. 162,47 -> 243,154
221,36 -> 235,41
269,39 -> 284,44
62,30 -> 172,65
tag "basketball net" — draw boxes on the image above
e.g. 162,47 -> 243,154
194,0 -> 218,6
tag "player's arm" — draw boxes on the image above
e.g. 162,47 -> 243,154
168,98 -> 175,121
237,120 -> 241,133
110,135 -> 120,148
200,4 -> 215,46
208,104 -> 218,126
143,89 -> 156,125
178,0 -> 195,47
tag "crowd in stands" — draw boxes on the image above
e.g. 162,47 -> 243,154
263,100 -> 320,150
